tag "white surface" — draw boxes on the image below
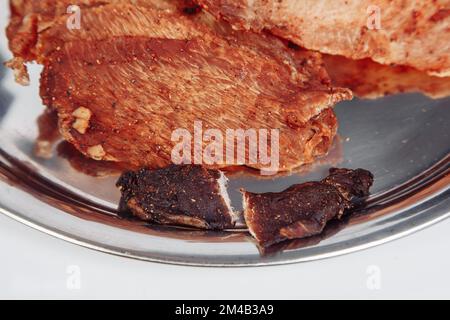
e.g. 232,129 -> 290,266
1,212 -> 449,299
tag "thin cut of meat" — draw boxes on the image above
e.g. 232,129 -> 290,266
117,165 -> 238,229
6,0 -> 177,59
30,3 -> 351,172
6,0 -> 188,84
242,168 -> 374,246
7,0 -> 204,59
323,55 -> 450,100
198,0 -> 450,77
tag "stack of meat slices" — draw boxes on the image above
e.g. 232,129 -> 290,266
198,0 -> 450,77
6,1 -> 450,170
6,0 -> 352,172
198,0 -> 450,99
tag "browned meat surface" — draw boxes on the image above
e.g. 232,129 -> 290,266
6,0 -> 175,56
324,55 -> 450,99
242,168 -> 374,246
198,0 -> 450,77
6,2 -> 351,172
117,165 -> 237,229
6,0 -> 95,84
322,168 -> 375,201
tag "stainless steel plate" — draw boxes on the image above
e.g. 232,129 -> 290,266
0,6 -> 449,266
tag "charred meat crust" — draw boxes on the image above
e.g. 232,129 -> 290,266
242,168 -> 374,246
242,182 -> 349,246
117,165 -> 373,243
322,167 -> 374,201
117,165 -> 236,230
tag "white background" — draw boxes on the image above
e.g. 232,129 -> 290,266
1,212 -> 449,299
1,2 -> 449,300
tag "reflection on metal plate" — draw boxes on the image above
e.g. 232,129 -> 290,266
0,6 -> 448,266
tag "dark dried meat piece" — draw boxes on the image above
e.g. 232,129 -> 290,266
117,165 -> 237,230
321,168 -> 374,201
242,168 -> 374,246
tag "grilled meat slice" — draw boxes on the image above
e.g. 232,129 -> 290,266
198,0 -> 450,77
117,165 -> 237,229
242,168 -> 373,246
34,3 -> 349,172
323,55 -> 450,99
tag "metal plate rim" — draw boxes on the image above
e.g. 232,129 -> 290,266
0,169 -> 448,267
